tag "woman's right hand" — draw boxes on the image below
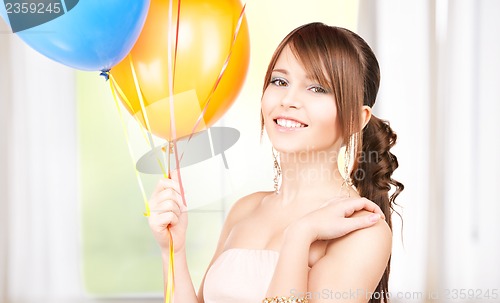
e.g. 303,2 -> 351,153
286,197 -> 386,244
147,172 -> 188,254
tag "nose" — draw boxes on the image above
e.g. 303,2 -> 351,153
280,86 -> 301,109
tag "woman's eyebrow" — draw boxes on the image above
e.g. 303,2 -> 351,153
272,68 -> 317,81
272,68 -> 288,75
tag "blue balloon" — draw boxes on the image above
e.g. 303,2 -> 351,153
0,0 -> 150,71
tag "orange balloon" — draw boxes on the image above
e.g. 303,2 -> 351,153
110,0 -> 250,141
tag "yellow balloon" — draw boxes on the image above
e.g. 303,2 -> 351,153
110,0 -> 250,140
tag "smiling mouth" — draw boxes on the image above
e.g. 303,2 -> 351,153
274,118 -> 308,128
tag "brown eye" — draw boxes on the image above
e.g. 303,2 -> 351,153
270,77 -> 288,87
309,85 -> 328,93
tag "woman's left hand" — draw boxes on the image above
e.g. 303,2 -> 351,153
287,197 -> 386,244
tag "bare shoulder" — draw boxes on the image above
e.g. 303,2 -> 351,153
349,209 -> 392,243
224,191 -> 272,226
308,209 -> 392,292
327,209 -> 392,256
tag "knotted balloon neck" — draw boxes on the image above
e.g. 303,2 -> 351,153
100,69 -> 111,81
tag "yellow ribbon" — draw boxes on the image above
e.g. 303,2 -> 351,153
108,77 -> 152,216
104,0 -> 248,300
108,74 -> 168,179
166,225 -> 175,302
107,72 -> 175,303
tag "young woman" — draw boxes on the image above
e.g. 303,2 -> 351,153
148,22 -> 404,303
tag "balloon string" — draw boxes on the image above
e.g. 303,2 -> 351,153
108,74 -> 148,142
167,0 -> 175,143
107,77 -> 151,216
108,71 -> 174,302
107,74 -> 134,113
128,54 -> 157,151
165,226 -> 175,303
107,60 -> 175,303
108,73 -> 168,178
179,3 -> 246,163
189,3 -> 246,138
166,0 -> 187,206
173,0 -> 182,84
164,140 -> 175,303
162,1 -> 182,303
174,1 -> 187,204
108,75 -> 149,145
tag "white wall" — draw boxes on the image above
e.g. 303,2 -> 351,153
359,0 -> 500,300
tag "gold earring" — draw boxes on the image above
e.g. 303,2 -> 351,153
340,145 -> 352,197
272,147 -> 281,194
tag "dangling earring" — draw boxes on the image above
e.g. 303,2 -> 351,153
272,147 -> 281,194
340,144 -> 352,198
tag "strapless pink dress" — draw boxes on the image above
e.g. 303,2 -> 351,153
203,248 -> 279,303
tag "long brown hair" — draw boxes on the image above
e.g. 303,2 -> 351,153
261,22 -> 404,303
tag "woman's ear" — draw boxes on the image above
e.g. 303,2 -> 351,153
361,106 -> 372,129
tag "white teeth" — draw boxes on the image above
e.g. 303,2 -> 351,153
276,118 -> 306,128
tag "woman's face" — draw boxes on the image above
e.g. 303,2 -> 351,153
262,45 -> 342,154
